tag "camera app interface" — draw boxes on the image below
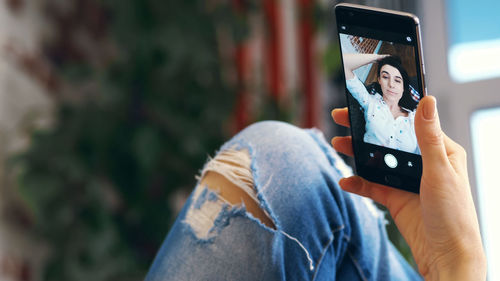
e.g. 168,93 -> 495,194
339,31 -> 422,156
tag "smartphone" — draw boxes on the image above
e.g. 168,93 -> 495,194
334,3 -> 427,193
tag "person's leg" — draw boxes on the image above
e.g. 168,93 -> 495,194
199,149 -> 275,229
145,121 -> 422,281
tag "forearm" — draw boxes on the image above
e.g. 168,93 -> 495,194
343,53 -> 385,79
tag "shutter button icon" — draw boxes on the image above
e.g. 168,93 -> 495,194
384,153 -> 398,168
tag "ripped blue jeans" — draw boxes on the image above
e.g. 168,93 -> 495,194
145,121 -> 422,281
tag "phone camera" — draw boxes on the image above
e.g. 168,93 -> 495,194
406,36 -> 412,42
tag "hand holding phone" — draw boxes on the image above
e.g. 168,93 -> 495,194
333,4 -> 486,280
331,98 -> 487,280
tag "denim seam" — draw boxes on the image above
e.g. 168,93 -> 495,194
346,249 -> 369,281
305,128 -> 353,178
311,225 -> 346,281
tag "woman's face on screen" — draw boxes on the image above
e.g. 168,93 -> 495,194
378,64 -> 404,103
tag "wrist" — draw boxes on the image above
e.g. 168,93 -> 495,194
426,249 -> 487,281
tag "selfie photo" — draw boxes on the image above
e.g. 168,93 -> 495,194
339,34 -> 422,155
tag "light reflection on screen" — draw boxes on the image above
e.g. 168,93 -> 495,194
446,0 -> 500,83
471,107 -> 500,281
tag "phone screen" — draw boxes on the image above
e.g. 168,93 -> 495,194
336,5 -> 425,193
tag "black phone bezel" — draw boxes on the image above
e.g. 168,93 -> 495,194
335,4 -> 426,194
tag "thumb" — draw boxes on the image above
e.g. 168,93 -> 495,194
414,96 -> 450,171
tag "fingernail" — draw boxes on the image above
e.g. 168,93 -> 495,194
423,97 -> 437,120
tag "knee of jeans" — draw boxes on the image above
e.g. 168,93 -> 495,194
241,121 -> 310,147
183,148 -> 276,242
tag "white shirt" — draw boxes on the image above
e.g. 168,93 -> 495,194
346,75 -> 420,154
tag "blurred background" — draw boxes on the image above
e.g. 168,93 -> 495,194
0,0 -> 498,280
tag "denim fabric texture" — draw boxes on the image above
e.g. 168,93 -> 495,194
145,121 -> 423,281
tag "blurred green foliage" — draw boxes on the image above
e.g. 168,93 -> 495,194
13,0 -> 237,280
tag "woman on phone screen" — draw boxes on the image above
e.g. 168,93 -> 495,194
343,53 -> 420,154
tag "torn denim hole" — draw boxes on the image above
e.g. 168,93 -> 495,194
184,148 -> 276,242
183,185 -> 228,242
198,149 -> 258,203
198,148 -> 275,228
183,148 -> 315,271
